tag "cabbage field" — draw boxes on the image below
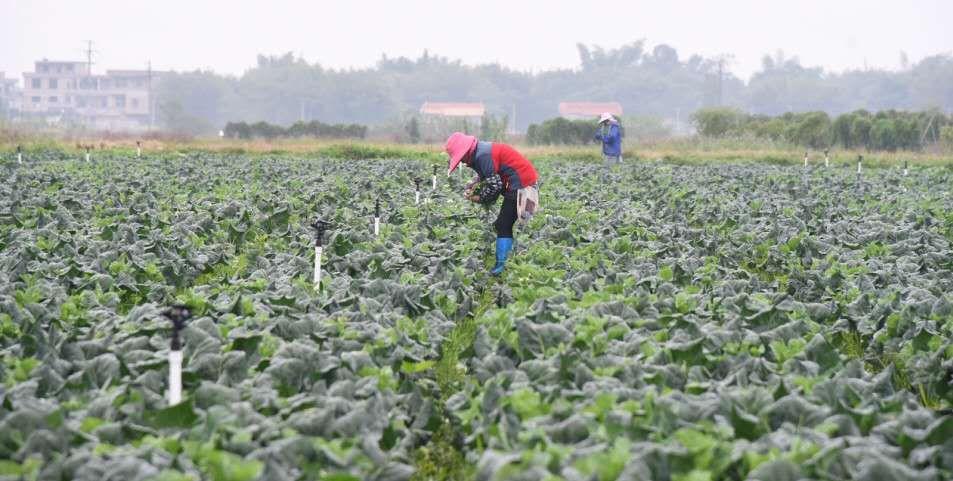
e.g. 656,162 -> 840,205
1,152 -> 952,481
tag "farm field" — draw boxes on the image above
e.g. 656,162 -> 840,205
1,151 -> 952,481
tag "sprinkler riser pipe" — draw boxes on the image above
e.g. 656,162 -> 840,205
168,350 -> 183,405
313,246 -> 323,287
17,153 -> 22,164
415,191 -> 420,205
432,175 -> 437,190
374,217 -> 380,236
137,147 -> 142,158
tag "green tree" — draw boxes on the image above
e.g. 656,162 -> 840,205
791,112 -> 833,148
832,113 -> 855,148
159,100 -> 213,136
870,118 -> 898,151
406,117 -> 421,144
940,125 -> 953,148
850,116 -> 873,150
692,108 -> 745,137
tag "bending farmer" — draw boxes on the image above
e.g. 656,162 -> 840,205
445,132 -> 539,276
595,112 -> 622,163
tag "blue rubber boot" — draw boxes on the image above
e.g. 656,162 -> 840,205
490,237 -> 513,276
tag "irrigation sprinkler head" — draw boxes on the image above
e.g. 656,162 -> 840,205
375,198 -> 381,218
163,304 -> 192,350
433,165 -> 437,176
824,149 -> 829,155
16,145 -> 21,153
311,219 -> 331,246
413,177 -> 422,189
136,140 -> 141,147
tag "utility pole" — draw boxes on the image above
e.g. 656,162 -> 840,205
148,61 -> 155,130
717,58 -> 724,107
84,40 -> 96,74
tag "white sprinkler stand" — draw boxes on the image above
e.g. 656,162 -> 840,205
904,160 -> 909,176
824,149 -> 830,168
311,219 -> 330,289
313,246 -> 323,286
432,165 -> 438,190
137,141 -> 142,159
803,151 -> 809,167
163,305 -> 191,406
857,155 -> 862,175
85,147 -> 91,163
168,350 -> 183,404
16,145 -> 22,165
374,198 -> 381,237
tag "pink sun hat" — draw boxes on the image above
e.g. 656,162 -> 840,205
445,132 -> 477,176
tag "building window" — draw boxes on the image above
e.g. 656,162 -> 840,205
77,97 -> 87,107
100,97 -> 107,107
49,78 -> 58,89
31,96 -> 41,103
131,98 -> 139,108
66,64 -> 74,72
115,78 -> 128,88
31,78 -> 41,89
49,96 -> 58,103
80,78 -> 96,90
40,65 -> 49,73
114,95 -> 126,108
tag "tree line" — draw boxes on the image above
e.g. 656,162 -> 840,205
692,108 -> 953,151
155,43 -> 953,136
223,120 -> 366,140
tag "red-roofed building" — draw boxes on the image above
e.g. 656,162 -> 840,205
558,102 -> 623,120
420,102 -> 485,117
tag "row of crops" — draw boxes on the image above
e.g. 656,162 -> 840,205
1,152 -> 952,480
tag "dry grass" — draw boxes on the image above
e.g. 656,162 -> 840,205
2,134 -> 952,167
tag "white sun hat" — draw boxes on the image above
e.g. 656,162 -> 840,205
598,112 -> 615,123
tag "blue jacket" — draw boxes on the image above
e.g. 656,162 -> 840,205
595,122 -> 622,157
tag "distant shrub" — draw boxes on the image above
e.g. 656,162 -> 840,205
224,120 -> 367,140
526,118 -> 599,145
693,107 -> 951,151
692,108 -> 746,137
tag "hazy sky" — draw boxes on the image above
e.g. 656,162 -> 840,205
2,0 -> 951,83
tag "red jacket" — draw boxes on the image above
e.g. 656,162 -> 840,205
492,143 -> 538,190
468,141 -> 538,193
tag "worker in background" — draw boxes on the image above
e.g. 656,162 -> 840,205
595,112 -> 622,164
445,132 -> 539,276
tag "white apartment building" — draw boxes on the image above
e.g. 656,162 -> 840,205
20,59 -> 162,130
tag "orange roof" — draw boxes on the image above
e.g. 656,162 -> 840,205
559,102 -> 623,117
420,102 -> 485,117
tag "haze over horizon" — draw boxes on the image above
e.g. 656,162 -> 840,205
2,0 -> 952,83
